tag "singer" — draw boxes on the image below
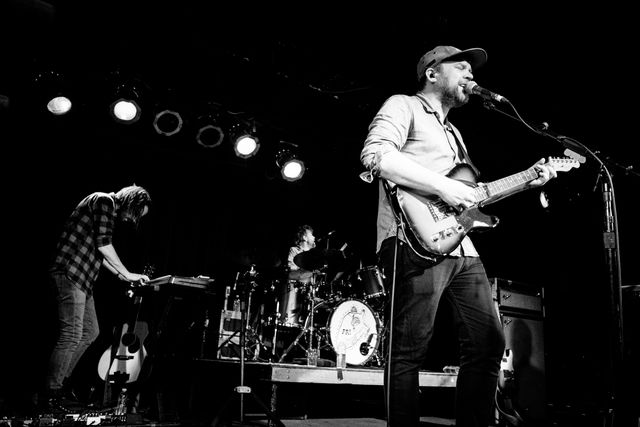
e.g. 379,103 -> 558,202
360,45 -> 556,426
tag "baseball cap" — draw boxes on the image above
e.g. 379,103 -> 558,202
416,46 -> 487,81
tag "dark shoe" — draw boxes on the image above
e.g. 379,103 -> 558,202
39,396 -> 70,416
38,389 -> 82,415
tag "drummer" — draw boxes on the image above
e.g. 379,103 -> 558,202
287,224 -> 317,283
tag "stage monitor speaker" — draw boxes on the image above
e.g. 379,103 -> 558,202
491,278 -> 546,424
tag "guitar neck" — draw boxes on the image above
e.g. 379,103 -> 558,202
474,167 -> 539,205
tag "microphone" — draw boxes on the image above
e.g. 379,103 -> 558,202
464,81 -> 508,103
317,230 -> 336,241
360,333 -> 375,355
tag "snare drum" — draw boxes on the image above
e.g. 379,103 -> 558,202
313,299 -> 380,366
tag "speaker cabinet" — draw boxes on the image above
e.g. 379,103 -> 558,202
491,278 -> 546,424
501,313 -> 546,422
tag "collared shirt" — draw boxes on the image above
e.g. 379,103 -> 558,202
288,245 -> 305,271
50,192 -> 118,295
360,93 -> 479,257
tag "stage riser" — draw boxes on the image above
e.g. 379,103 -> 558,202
148,360 -> 456,423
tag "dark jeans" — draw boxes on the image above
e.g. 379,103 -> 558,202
379,238 -> 505,427
46,273 -> 100,391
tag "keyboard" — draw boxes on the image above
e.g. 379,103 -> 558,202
141,275 -> 215,292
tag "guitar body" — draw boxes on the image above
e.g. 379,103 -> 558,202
393,163 -> 499,263
97,321 -> 148,384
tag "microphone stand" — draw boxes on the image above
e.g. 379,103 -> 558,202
210,286 -> 284,427
483,100 -> 637,425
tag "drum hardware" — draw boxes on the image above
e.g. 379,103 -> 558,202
277,273 -> 325,364
217,269 -> 270,361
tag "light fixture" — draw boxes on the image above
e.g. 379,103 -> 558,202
234,135 -> 260,158
108,77 -> 145,124
47,96 -> 72,115
153,109 -> 183,136
230,118 -> 260,158
34,71 -> 73,115
111,98 -> 140,123
195,112 -> 225,148
276,142 -> 305,181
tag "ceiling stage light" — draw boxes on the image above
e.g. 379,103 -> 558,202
34,71 -> 73,115
153,109 -> 183,136
47,96 -> 72,115
234,135 -> 260,158
230,118 -> 260,158
195,111 -> 226,148
276,143 -> 305,181
111,98 -> 141,123
109,78 -> 145,124
196,124 -> 224,148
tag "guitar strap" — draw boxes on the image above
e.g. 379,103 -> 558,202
449,129 -> 480,178
416,96 -> 481,178
382,179 -> 402,228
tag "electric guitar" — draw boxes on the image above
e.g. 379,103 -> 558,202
389,157 -> 579,263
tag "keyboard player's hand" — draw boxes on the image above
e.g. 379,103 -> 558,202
126,273 -> 150,284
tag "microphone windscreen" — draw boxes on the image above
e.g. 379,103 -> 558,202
463,81 -> 478,95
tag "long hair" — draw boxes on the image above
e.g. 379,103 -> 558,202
115,185 -> 151,226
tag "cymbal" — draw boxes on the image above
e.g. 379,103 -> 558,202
293,248 -> 345,271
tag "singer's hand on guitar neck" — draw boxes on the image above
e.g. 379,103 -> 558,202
528,157 -> 557,187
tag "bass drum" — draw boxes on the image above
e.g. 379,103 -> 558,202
314,299 -> 381,366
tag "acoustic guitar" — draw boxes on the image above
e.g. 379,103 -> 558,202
97,265 -> 154,407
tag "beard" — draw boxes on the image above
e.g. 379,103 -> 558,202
440,84 -> 468,109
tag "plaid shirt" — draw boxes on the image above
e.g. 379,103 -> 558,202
50,192 -> 118,295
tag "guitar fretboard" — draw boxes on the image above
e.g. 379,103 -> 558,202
474,168 -> 539,203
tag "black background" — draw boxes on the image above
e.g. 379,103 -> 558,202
1,1 -> 638,421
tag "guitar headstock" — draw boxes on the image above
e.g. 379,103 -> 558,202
548,156 -> 580,172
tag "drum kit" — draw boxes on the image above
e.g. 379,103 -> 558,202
221,247 -> 390,368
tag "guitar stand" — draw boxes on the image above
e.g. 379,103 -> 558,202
210,298 -> 284,427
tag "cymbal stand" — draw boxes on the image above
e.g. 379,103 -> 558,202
277,275 -> 322,364
244,286 -> 271,361
211,291 -> 284,427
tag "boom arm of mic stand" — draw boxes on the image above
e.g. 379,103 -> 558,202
482,101 -> 639,178
483,99 -> 625,410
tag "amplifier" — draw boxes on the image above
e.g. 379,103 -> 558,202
491,277 -> 546,422
490,277 -> 544,316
